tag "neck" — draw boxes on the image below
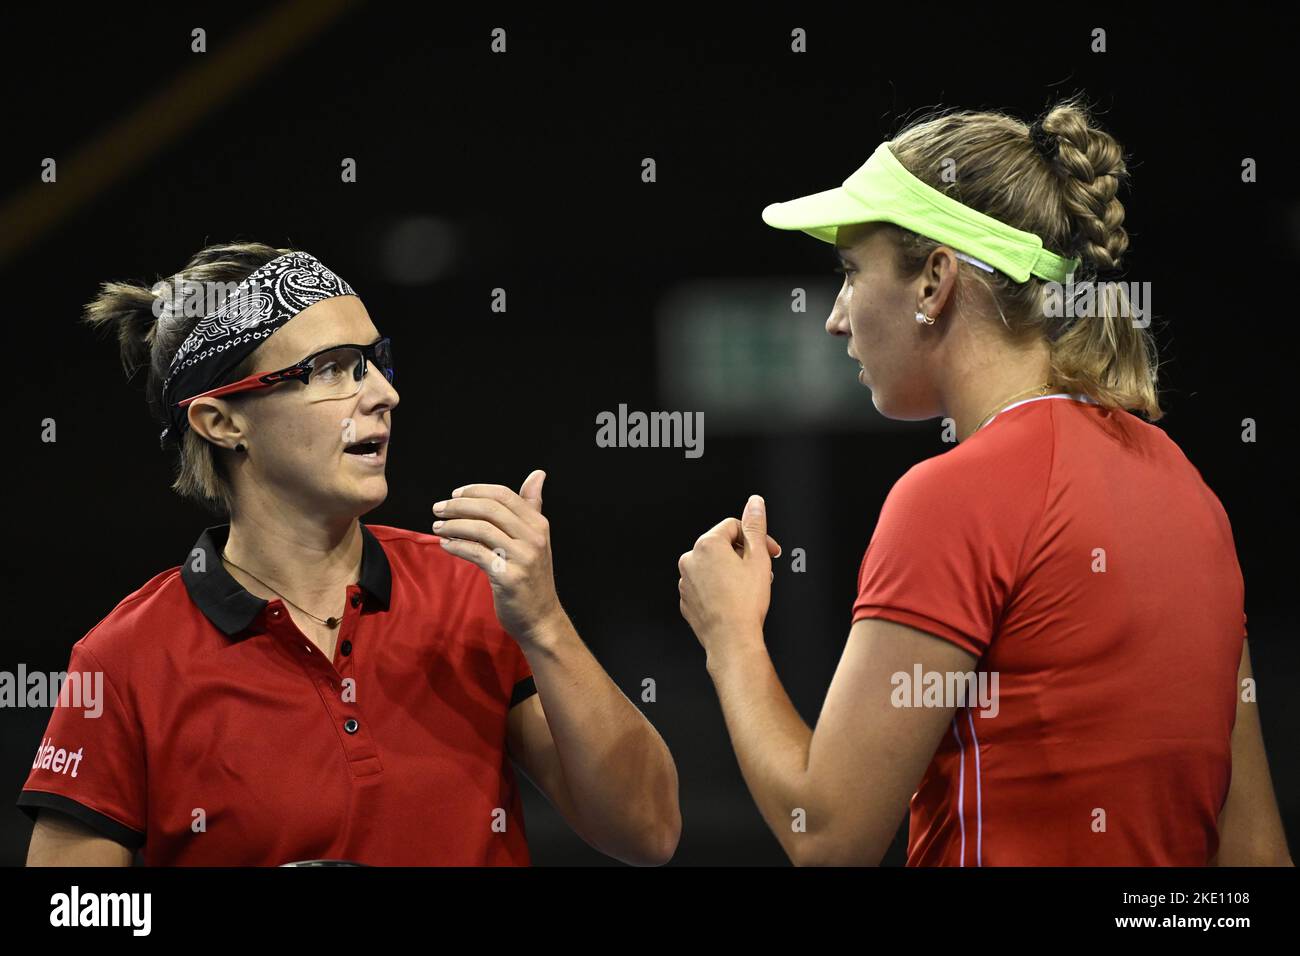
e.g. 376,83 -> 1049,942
222,497 -> 363,607
943,338 -> 1057,444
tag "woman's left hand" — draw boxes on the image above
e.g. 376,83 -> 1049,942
679,495 -> 780,664
433,469 -> 564,644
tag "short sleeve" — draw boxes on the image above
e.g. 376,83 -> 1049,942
15,642 -> 147,849
461,559 -> 536,708
509,642 -> 536,708
851,457 -> 1041,659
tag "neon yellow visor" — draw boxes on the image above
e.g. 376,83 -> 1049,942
761,142 -> 1080,284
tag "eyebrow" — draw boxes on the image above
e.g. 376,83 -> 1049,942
833,247 -> 857,265
308,335 -> 383,353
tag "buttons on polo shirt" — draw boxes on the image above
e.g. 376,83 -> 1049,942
344,718 -> 359,734
340,640 -> 353,656
351,594 -> 362,608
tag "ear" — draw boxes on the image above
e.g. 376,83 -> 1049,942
187,398 -> 245,452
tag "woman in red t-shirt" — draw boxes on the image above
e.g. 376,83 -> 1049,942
677,96 -> 1292,866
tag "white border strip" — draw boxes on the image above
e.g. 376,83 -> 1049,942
965,708 -> 984,866
984,391 -> 1095,428
952,716 -> 967,866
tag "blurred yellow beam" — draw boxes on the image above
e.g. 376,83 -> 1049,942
0,0 -> 361,266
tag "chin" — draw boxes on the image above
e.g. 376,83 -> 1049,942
875,396 -> 939,423
355,480 -> 388,510
868,387 -> 889,415
329,478 -> 388,517
869,388 -> 917,422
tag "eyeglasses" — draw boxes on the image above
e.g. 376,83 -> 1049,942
176,336 -> 395,410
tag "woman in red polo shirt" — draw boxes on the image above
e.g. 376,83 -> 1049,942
20,242 -> 680,866
677,97 -> 1293,865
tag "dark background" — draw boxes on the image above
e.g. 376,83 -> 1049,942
1,4 -> 1295,866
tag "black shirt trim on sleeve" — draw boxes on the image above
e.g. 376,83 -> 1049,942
509,676 -> 537,708
16,790 -> 146,851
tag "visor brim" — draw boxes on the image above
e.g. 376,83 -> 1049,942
761,186 -> 886,245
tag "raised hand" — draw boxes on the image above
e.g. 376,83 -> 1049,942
433,469 -> 564,643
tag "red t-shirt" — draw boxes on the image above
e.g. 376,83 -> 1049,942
18,522 -> 537,865
852,395 -> 1246,866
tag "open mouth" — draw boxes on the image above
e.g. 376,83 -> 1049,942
344,441 -> 384,458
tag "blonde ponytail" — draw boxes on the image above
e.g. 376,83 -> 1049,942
886,93 -> 1163,420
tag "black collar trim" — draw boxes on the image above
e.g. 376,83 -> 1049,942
180,522 -> 392,637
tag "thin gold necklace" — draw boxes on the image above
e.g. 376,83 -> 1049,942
970,382 -> 1057,436
221,552 -> 350,629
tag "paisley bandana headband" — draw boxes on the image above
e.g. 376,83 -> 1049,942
158,251 -> 357,449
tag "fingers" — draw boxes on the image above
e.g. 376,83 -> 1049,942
431,518 -> 512,554
437,535 -> 503,575
695,516 -> 743,549
433,492 -> 543,543
448,482 -> 546,528
741,494 -> 767,537
517,470 -> 546,513
690,517 -> 780,560
738,496 -> 764,564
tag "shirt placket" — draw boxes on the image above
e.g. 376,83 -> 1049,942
263,585 -> 383,775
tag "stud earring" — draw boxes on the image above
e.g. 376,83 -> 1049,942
915,310 -> 935,325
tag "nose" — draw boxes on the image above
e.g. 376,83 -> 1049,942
825,286 -> 851,338
358,361 -> 399,414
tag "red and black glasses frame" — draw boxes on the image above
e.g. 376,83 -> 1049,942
175,336 -> 394,410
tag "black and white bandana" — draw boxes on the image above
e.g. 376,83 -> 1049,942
158,251 -> 357,449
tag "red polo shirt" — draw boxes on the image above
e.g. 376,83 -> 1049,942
17,522 -> 538,865
852,395 -> 1247,865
